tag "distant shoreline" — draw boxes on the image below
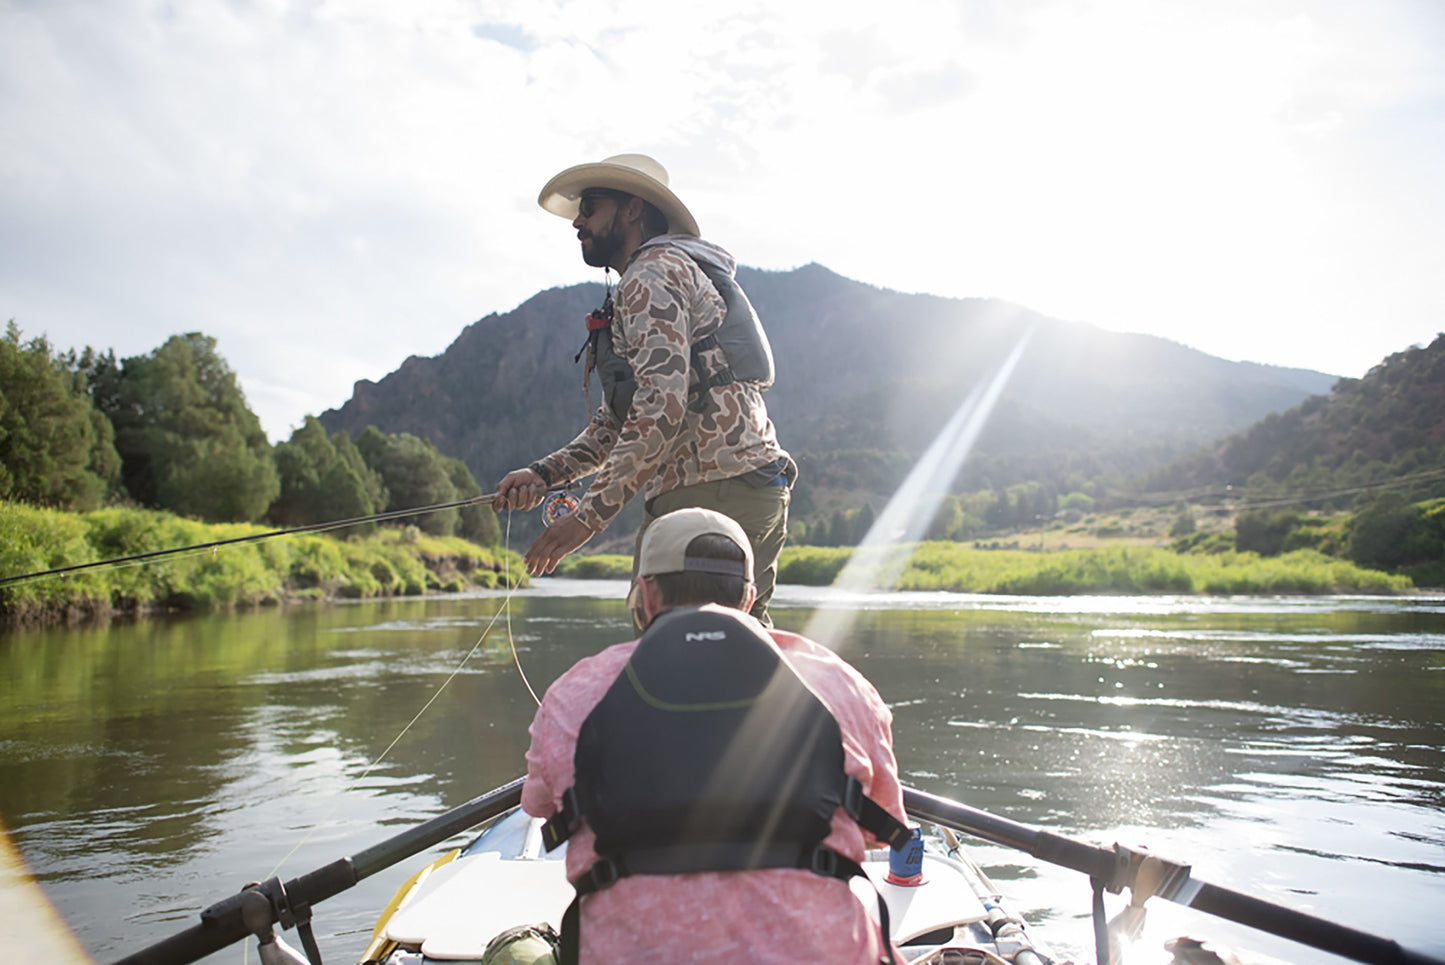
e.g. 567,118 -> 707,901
0,500 -> 522,629
559,543 -> 1412,596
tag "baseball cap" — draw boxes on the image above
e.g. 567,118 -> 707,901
626,508 -> 754,609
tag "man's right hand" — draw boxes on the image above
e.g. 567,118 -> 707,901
494,467 -> 548,512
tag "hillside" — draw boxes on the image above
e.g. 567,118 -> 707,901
319,263 -> 1336,540
1144,333 -> 1445,508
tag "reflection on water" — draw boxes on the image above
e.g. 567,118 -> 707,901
1,581 -> 1442,964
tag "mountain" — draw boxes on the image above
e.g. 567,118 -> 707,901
319,263 -> 1337,539
1143,333 -> 1445,507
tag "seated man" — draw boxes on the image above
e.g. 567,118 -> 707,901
521,507 -> 908,964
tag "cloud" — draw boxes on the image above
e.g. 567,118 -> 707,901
2,0 -> 1442,442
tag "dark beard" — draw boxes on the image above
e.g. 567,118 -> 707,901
580,212 -> 624,268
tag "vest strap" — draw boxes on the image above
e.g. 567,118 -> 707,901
541,786 -> 581,852
843,775 -> 914,850
558,895 -> 581,965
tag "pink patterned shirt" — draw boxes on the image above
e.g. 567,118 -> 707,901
521,610 -> 905,964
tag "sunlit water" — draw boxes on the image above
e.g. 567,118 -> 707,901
2,580 -> 1442,964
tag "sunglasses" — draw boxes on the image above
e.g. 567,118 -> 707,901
578,190 -> 630,219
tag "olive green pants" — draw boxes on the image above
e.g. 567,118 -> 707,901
639,477 -> 791,626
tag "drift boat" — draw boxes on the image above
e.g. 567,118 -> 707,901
360,803 -> 1057,965
116,780 -> 1445,965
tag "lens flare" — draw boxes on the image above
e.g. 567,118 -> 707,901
803,324 -> 1037,651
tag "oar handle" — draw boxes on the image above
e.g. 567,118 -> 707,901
113,778 -> 524,965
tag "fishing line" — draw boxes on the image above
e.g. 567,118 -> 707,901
261,503 -> 555,883
503,509 -> 542,708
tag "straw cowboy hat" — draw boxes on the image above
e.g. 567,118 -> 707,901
538,153 -> 700,237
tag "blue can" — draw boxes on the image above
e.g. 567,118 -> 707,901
888,825 -> 924,882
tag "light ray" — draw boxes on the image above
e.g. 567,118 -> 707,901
803,323 -> 1037,651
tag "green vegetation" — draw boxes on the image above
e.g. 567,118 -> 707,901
5,313 -> 1439,615
271,415 -> 386,530
555,553 -> 632,579
777,542 -> 1409,595
92,332 -> 280,522
0,501 -> 523,626
1146,334 -> 1445,511
0,323 -> 120,510
0,325 -> 500,540
0,326 -> 514,626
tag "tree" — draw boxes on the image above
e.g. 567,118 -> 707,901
443,456 -> 501,546
0,322 -> 121,509
98,333 -> 278,522
1235,509 -> 1299,557
354,427 -> 460,536
1169,501 -> 1197,538
927,496 -> 962,541
270,417 -> 387,529
1347,495 -> 1419,570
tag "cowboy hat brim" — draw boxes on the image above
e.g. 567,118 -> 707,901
538,154 -> 700,237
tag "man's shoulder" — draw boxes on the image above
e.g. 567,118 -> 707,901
624,241 -> 709,287
543,640 -> 638,703
770,629 -> 871,685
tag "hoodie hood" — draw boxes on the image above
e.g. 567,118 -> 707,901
641,234 -> 737,277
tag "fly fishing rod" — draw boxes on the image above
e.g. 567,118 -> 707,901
902,785 -> 1444,965
0,489 -> 582,590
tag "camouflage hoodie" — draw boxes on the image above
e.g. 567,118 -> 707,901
533,235 -> 788,532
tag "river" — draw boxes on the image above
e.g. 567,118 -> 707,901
2,580 -> 1442,964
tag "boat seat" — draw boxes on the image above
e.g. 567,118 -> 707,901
855,851 -> 989,944
383,852 -> 574,960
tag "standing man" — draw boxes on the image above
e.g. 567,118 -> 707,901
494,153 -> 794,624
522,508 -> 907,964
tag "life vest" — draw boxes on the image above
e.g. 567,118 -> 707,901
581,247 -> 776,423
541,606 -> 909,964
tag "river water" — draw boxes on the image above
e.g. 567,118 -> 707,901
1,580 -> 1442,965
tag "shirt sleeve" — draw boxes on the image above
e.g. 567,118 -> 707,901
521,645 -> 636,819
573,250 -> 697,531
531,405 -> 621,493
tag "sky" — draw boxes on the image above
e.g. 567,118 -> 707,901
3,0 -> 1442,443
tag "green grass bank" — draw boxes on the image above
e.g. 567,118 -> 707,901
1,501 -> 524,626
556,542 -> 1411,595
777,543 -> 1411,594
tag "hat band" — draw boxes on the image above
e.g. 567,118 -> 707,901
680,555 -> 749,579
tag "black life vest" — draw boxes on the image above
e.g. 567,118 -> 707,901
583,246 -> 775,423
541,606 -> 909,964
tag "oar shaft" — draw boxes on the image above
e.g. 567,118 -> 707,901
900,786 -> 1445,965
352,779 -> 523,880
113,779 -> 524,965
903,786 -> 1116,880
1188,881 -> 1440,965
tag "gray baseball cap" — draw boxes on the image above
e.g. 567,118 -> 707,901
627,508 -> 754,608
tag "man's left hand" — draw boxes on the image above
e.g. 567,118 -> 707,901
524,515 -> 595,576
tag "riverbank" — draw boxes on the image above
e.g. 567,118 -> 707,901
0,501 -> 524,627
557,541 -> 1412,594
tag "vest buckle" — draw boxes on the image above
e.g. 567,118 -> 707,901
584,857 -> 621,892
808,846 -> 840,877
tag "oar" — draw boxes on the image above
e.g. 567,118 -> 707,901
902,785 -> 1444,965
113,778 -> 524,965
